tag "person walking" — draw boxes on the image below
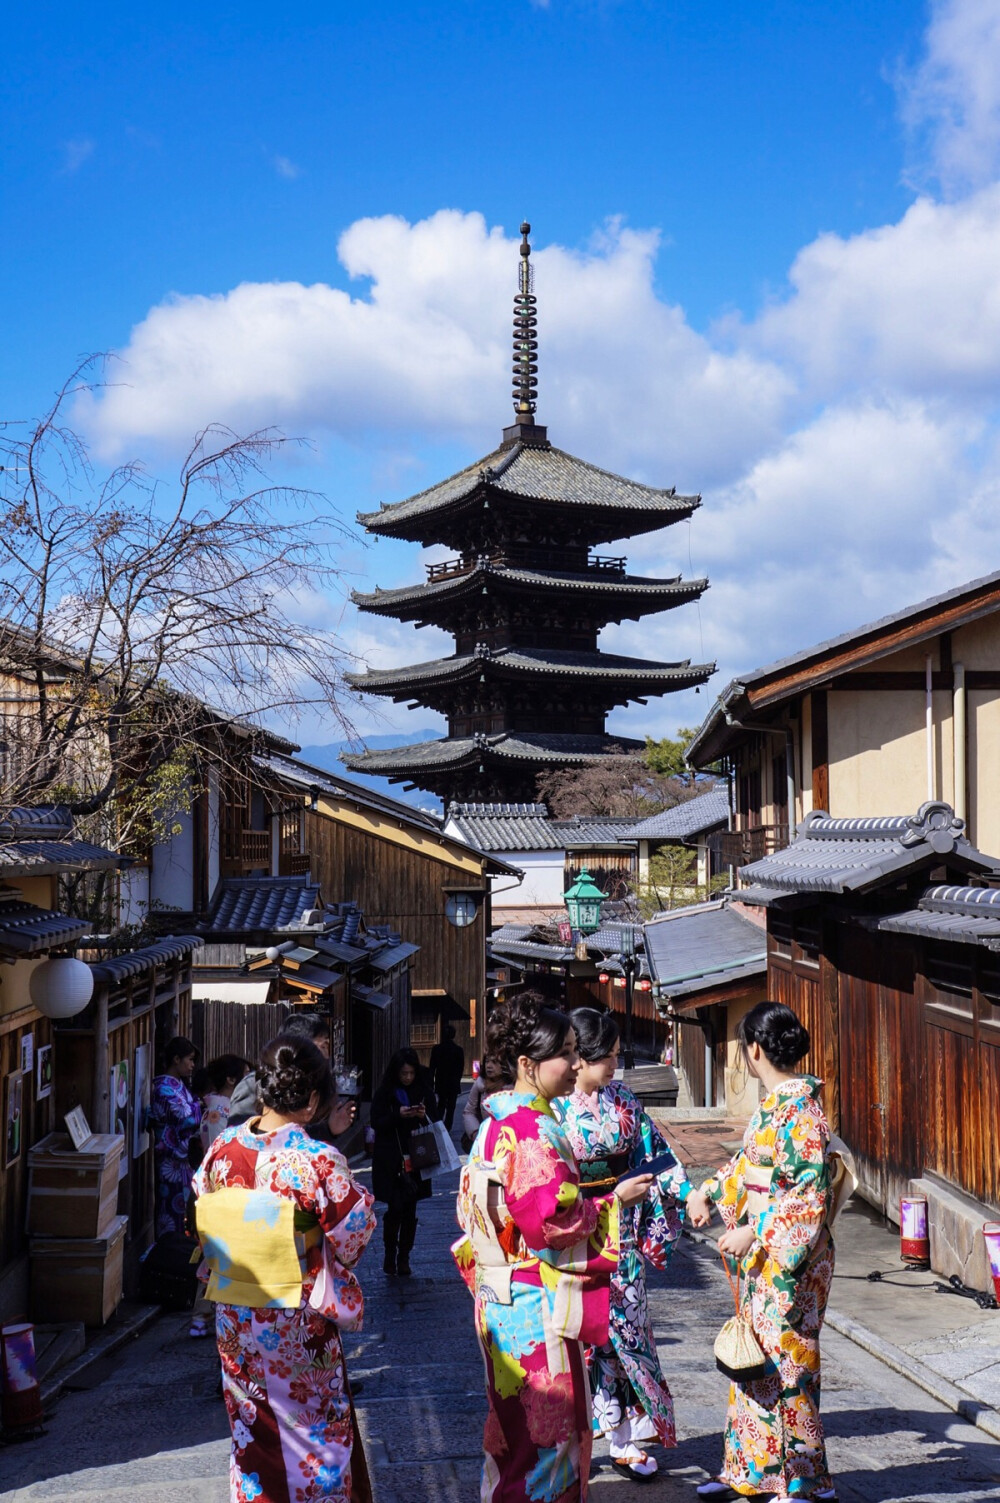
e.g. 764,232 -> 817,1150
686,1002 -> 838,1503
553,1007 -> 690,1481
370,1048 -> 438,1277
455,991 -> 653,1503
429,1022 -> 465,1130
147,1036 -> 201,1237
460,1055 -> 505,1151
229,1011 -> 357,1141
198,1054 -> 249,1154
193,1032 -> 376,1503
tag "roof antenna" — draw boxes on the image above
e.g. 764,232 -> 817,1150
502,221 -> 549,450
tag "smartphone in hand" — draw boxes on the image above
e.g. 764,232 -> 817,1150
617,1149 -> 677,1184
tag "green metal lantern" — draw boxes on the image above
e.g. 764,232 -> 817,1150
563,868 -> 608,935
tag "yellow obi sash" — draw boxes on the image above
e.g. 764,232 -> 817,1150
195,1187 -> 321,1308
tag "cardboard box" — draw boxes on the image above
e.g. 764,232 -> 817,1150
29,1214 -> 127,1326
27,1132 -> 124,1238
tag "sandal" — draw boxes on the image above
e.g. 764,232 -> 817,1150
695,1485 -> 736,1500
610,1446 -> 657,1483
188,1317 -> 211,1339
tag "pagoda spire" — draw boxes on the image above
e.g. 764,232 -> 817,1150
502,221 -> 549,449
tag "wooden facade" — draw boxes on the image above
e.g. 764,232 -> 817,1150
763,903 -> 1000,1220
305,804 -> 491,1074
55,941 -> 198,1286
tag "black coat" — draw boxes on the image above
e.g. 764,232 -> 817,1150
370,1075 -> 438,1204
429,1038 -> 465,1098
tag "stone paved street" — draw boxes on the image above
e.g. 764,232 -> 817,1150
4,1150 -> 1000,1502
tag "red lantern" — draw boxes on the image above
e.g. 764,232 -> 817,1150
598,971 -> 610,985
636,979 -> 652,992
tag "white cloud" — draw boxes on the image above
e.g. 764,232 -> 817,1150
272,154 -> 302,180
60,139 -> 94,174
78,0 -> 1000,747
900,0 -> 1000,195
83,211 -> 790,490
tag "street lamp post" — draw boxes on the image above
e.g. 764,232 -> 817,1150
620,925 -> 636,1071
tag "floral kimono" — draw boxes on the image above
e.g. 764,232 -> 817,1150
553,1082 -> 690,1451
454,1089 -> 621,1503
704,1076 -> 834,1499
194,1121 -> 377,1503
148,1074 -> 202,1236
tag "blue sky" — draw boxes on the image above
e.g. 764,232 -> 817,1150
6,1 -> 1000,752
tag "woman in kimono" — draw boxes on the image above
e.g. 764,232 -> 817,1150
552,1008 -> 690,1481
687,1002 -> 837,1503
455,991 -> 654,1503
148,1035 -> 201,1237
194,1032 -> 376,1503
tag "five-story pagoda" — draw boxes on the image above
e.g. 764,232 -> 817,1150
344,223 -> 714,802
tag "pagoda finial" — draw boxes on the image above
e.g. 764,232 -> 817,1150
502,221 -> 548,449
513,222 -> 538,419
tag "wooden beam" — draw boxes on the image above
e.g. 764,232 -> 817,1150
811,690 -> 829,812
748,584 -> 1000,707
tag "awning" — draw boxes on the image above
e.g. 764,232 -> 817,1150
412,988 -> 468,1021
353,984 -> 394,1011
191,979 -> 274,1005
282,962 -> 344,994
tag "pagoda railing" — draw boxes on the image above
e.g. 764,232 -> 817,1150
426,548 -> 627,583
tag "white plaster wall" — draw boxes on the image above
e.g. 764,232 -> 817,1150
151,808 -> 196,911
120,864 -> 150,926
494,850 -> 564,907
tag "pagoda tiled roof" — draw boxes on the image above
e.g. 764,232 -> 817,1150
347,646 -> 713,698
341,731 -> 645,777
358,441 -> 700,540
352,566 -> 708,620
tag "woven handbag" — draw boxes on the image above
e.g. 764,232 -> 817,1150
714,1248 -> 770,1381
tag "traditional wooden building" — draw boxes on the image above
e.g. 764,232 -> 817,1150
738,802 -> 1000,1292
644,897 -> 767,1114
0,807 -> 130,1316
444,802 -> 639,924
687,567 -> 1000,862
344,223 -> 713,802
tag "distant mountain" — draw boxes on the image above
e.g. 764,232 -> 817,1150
296,730 -> 443,814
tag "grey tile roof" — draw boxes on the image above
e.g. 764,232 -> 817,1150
368,941 -> 420,971
445,803 -> 639,852
352,984 -> 394,1010
342,732 -> 645,775
628,787 -> 730,842
207,876 -> 323,932
739,803 -> 1000,899
253,751 -> 443,833
89,936 -> 203,987
687,565 -> 1000,768
489,919 -> 649,971
0,806 -> 74,840
358,441 -> 700,535
0,839 -> 128,878
352,567 -> 707,615
644,900 -> 767,999
880,884 -> 1000,948
0,902 -> 91,955
347,646 -> 710,696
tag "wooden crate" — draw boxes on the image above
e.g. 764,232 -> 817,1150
29,1214 -> 127,1326
26,1133 -> 124,1239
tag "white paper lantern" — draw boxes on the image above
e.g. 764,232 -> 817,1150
30,957 -> 94,1019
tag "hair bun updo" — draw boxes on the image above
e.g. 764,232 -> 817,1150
258,1033 -> 332,1117
485,991 -> 571,1084
736,1001 -> 810,1071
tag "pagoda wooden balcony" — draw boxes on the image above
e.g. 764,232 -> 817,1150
708,823 -> 788,867
425,548 -> 627,583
